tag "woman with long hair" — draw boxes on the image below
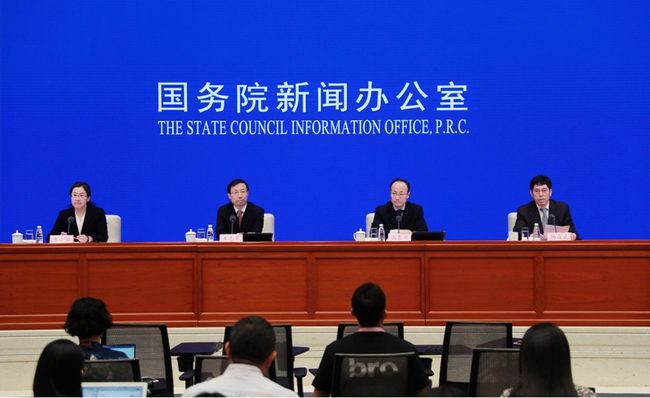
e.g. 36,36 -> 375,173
33,339 -> 85,397
503,323 -> 595,397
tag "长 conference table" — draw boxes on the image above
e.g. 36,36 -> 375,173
1,240 -> 649,330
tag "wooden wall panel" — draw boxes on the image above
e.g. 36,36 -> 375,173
2,241 -> 650,329
313,252 -> 424,323
427,254 -> 537,323
199,255 -> 309,325
545,257 -> 650,312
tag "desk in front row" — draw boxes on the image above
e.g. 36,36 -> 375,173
1,240 -> 649,330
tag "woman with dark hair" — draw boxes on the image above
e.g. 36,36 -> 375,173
33,339 -> 85,397
65,297 -> 127,360
502,323 -> 596,397
46,182 -> 109,242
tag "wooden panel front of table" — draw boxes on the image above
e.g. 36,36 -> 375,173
1,241 -> 648,329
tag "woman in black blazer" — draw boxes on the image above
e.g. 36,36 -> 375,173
46,182 -> 108,243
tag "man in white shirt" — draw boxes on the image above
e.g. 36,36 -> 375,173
513,175 -> 579,240
182,316 -> 298,397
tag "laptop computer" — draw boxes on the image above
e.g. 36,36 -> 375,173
411,231 -> 446,241
82,381 -> 148,397
242,232 -> 273,242
105,344 -> 135,359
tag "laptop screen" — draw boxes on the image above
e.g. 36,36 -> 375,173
82,382 -> 148,397
104,344 -> 135,359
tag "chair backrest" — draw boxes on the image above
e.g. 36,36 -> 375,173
194,355 -> 230,384
106,214 -> 121,242
83,358 -> 141,382
336,322 -> 404,340
439,321 -> 513,395
331,352 -> 416,397
103,323 -> 173,397
468,348 -> 520,397
507,212 -> 517,240
263,213 -> 275,241
366,213 -> 374,234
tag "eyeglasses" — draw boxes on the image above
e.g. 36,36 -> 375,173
230,190 -> 247,195
391,191 -> 408,197
71,194 -> 88,199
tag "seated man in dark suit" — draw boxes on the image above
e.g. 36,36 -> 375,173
312,283 -> 429,397
215,179 -> 264,237
513,175 -> 579,240
371,178 -> 428,234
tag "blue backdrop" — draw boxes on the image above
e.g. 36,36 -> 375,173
2,1 -> 649,242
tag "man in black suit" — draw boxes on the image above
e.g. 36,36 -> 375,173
371,178 -> 428,234
215,179 -> 264,237
513,175 -> 579,240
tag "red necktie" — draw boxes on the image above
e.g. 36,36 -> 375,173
237,210 -> 243,229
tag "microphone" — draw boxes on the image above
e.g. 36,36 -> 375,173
548,213 -> 557,232
67,216 -> 74,235
396,215 -> 402,231
230,215 -> 236,234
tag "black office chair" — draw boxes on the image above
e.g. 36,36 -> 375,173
336,322 -> 405,340
331,352 -> 417,397
224,324 -> 306,396
312,321 -> 433,378
194,355 -> 230,383
103,323 -> 174,397
439,321 -> 513,396
83,358 -> 142,382
468,348 -> 519,397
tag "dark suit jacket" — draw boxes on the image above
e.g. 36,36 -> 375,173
513,199 -> 579,239
215,201 -> 264,237
46,205 -> 109,242
371,201 -> 428,233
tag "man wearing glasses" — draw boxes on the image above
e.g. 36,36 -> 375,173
370,178 -> 428,234
215,179 -> 265,237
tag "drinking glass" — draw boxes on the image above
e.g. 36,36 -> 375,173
368,228 -> 378,240
197,228 -> 205,240
25,230 -> 34,242
520,227 -> 529,241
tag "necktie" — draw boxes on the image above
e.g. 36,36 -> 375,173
237,210 -> 243,229
396,210 -> 404,217
541,208 -> 548,232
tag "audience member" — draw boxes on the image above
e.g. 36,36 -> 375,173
65,297 -> 127,360
182,316 -> 298,397
33,339 -> 85,397
312,282 -> 429,396
502,323 -> 596,397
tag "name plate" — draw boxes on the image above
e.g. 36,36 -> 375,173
219,234 -> 243,242
387,233 -> 411,242
547,232 -> 571,241
50,235 -> 75,244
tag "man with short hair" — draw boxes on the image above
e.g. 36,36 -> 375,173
371,178 -> 428,234
215,179 -> 264,237
513,175 -> 579,240
182,316 -> 298,397
312,283 -> 429,397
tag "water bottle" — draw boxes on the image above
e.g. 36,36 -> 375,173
378,224 -> 386,241
36,226 -> 44,244
532,223 -> 541,241
207,224 -> 214,242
